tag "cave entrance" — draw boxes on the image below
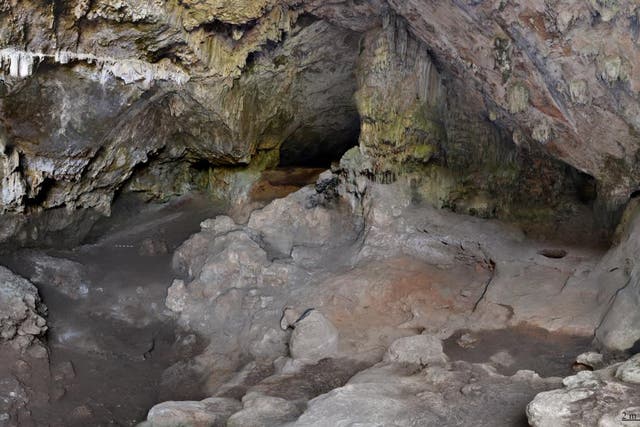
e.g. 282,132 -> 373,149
250,114 -> 361,203
278,113 -> 361,168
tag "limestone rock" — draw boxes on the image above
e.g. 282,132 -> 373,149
0,0 -> 637,250
291,360 -> 559,426
596,207 -> 640,350
200,216 -> 239,236
145,397 -> 241,427
227,393 -> 302,427
527,362 -> 640,427
27,253 -> 90,300
576,352 -> 605,370
166,279 -> 188,314
616,354 -> 640,384
0,266 -> 47,347
289,310 -> 339,363
0,9 -> 362,247
383,334 -> 448,366
247,188 -> 335,256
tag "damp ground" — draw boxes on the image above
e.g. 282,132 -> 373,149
0,192 -> 225,426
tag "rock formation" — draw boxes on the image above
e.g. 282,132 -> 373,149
0,266 -> 47,348
527,353 -> 640,426
2,0 -> 638,245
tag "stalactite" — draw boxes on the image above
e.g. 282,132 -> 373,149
0,48 -> 190,86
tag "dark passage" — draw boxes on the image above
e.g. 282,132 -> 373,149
278,114 -> 361,167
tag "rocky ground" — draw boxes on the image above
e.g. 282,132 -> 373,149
139,168 -> 640,426
0,166 -> 639,426
0,192 -> 226,426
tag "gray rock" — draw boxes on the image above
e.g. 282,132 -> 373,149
289,310 -> 339,363
27,253 -> 90,300
200,216 -> 239,236
383,334 -> 448,366
227,393 -> 302,427
146,397 -> 241,427
527,360 -> 640,427
290,360 -> 559,427
166,279 -> 188,313
0,266 -> 47,346
616,354 -> 640,384
595,206 -> 640,350
576,352 -> 605,370
247,188 -> 335,256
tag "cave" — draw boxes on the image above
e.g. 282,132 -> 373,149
278,116 -> 361,168
1,2 -> 640,427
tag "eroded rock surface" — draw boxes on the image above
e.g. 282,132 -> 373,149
527,354 -> 640,427
595,200 -> 640,350
0,266 -> 46,348
146,330 -> 561,427
1,0 -> 636,246
144,397 -> 241,427
139,171 -> 637,425
288,310 -> 339,364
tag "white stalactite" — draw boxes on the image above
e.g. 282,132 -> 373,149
0,48 -> 189,85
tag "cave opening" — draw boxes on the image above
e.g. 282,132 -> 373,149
278,114 -> 361,168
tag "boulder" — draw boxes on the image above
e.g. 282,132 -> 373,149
247,187 -> 346,256
291,360 -> 559,426
27,253 -> 89,300
576,352 -> 605,370
383,334 -> 448,366
227,393 -> 302,427
145,397 -> 241,427
0,266 -> 47,347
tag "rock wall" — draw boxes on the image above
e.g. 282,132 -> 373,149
0,2 -> 364,247
0,0 -> 638,244
353,13 -> 600,237
595,200 -> 640,350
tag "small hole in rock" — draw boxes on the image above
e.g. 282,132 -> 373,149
572,362 -> 594,372
538,248 -> 568,259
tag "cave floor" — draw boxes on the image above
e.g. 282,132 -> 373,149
0,182 -> 623,426
0,193 -> 225,426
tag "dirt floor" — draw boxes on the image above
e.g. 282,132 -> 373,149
0,193 -> 224,426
